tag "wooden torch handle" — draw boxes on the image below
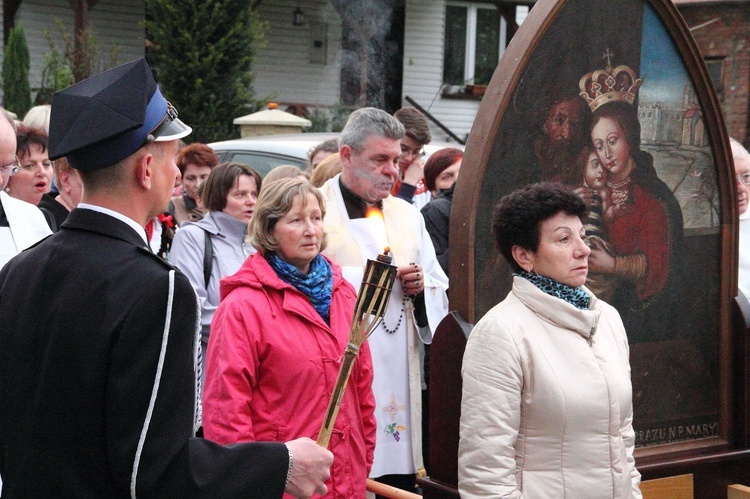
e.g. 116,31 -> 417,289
365,479 -> 422,498
316,346 -> 358,448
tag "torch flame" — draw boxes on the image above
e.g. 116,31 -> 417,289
366,207 -> 384,222
366,207 -> 390,254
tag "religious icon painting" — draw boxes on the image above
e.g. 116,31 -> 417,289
451,0 -> 735,454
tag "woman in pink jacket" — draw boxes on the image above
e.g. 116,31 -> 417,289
203,178 -> 376,498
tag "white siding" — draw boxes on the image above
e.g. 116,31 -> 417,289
1,0 -> 144,100
253,0 -> 342,108
402,0 -> 480,143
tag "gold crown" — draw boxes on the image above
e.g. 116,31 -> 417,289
579,49 -> 643,111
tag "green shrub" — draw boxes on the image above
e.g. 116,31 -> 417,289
3,25 -> 32,118
145,0 -> 266,143
35,20 -> 120,104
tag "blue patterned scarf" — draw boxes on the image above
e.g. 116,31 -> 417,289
516,270 -> 590,310
266,252 -> 334,323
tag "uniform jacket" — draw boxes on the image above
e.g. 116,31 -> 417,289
169,210 -> 252,346
0,208 -> 288,498
203,253 -> 376,498
459,276 -> 642,499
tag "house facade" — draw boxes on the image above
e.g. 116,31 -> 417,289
399,0 -> 747,144
253,0 -> 529,143
252,0 -> 343,113
0,0 -> 747,146
1,0 -> 144,111
400,0 -> 529,142
675,0 -> 750,146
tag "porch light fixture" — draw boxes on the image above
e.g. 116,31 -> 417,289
293,5 -> 305,26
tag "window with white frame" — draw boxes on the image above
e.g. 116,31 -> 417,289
443,2 -> 529,87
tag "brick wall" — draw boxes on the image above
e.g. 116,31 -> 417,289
677,3 -> 750,146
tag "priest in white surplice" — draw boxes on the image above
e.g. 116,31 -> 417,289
732,138 -> 750,300
0,110 -> 51,269
320,108 -> 449,495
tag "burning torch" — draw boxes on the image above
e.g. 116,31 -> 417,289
317,209 -> 397,447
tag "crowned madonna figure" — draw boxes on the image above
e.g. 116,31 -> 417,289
578,49 -> 683,343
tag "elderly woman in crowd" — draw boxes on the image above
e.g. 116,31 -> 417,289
203,178 -> 375,498
6,125 -> 57,231
168,143 -> 220,225
458,183 -> 641,499
22,105 -> 51,132
169,162 -> 261,351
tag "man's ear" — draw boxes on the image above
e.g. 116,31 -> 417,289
57,170 -> 70,191
134,151 -> 153,190
339,144 -> 352,165
511,245 -> 534,273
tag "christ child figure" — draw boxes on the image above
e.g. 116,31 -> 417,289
578,146 -> 617,301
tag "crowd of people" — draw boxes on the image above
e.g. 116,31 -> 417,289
0,55 -> 748,499
0,58 -> 459,498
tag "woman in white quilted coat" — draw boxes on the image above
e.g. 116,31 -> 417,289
458,183 -> 642,499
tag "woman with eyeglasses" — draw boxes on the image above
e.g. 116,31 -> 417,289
0,117 -> 51,268
5,125 -> 57,231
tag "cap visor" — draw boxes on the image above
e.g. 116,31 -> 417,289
153,116 -> 192,142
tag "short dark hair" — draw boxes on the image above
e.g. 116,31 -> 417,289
201,162 -> 262,212
394,107 -> 431,145
424,147 -> 463,192
308,138 -> 340,163
175,143 -> 219,175
492,182 -> 587,273
16,124 -> 48,157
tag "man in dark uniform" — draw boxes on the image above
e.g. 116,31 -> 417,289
0,58 -> 332,498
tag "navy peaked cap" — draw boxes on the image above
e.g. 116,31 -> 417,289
48,58 -> 191,171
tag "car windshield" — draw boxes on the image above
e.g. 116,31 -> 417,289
220,152 -> 304,177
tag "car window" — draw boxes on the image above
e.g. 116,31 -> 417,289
226,152 -> 305,178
